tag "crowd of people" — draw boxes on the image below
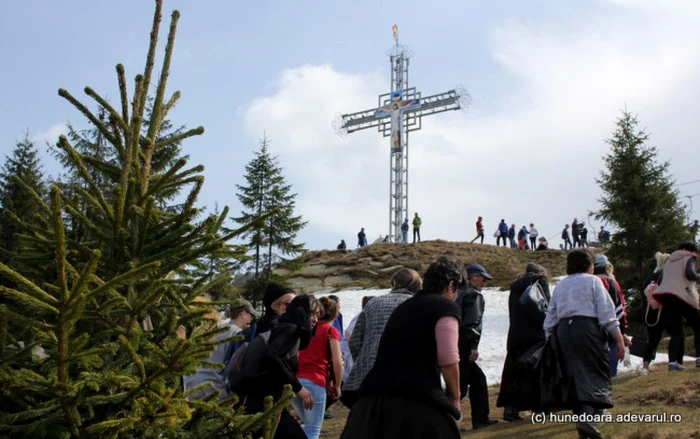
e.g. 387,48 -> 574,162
338,215 -> 618,253
179,242 -> 700,439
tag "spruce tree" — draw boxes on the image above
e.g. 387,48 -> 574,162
0,1 -> 290,437
233,135 -> 307,282
596,110 -> 688,293
0,133 -> 47,273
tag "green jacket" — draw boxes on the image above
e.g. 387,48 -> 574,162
412,216 -> 422,228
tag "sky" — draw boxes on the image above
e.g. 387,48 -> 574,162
2,0 -> 700,252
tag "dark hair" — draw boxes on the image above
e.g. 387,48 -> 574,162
679,241 -> 698,253
328,295 -> 340,303
566,249 -> 594,275
525,263 -> 546,275
422,256 -> 465,295
391,268 -> 422,293
361,296 -> 374,309
593,265 -> 607,275
318,296 -> 340,323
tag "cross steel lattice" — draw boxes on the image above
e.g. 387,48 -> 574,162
334,26 -> 471,242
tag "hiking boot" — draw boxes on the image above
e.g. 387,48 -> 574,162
503,407 -> 523,422
575,421 -> 604,439
668,362 -> 686,372
473,419 -> 498,430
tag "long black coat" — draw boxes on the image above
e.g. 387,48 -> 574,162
497,274 -> 550,410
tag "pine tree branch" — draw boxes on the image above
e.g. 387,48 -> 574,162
84,87 -> 127,133
144,156 -> 188,199
135,196 -> 155,257
154,126 -> 204,150
9,175 -> 51,215
161,90 -> 180,119
58,89 -> 118,147
134,0 -> 162,120
117,64 -> 130,123
0,263 -> 58,305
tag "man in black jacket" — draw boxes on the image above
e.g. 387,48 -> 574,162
457,264 -> 497,430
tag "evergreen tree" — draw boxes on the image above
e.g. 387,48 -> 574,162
233,135 -> 306,281
0,1 -> 290,437
0,133 -> 47,273
596,110 -> 688,294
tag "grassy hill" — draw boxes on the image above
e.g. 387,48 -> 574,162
281,240 -> 575,293
321,367 -> 700,439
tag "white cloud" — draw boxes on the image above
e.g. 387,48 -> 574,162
34,123 -> 67,145
243,3 -> 700,250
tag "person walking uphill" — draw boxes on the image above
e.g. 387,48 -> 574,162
412,213 -> 422,243
457,264 -> 498,430
497,219 -> 508,247
541,249 -> 627,439
231,294 -> 321,439
471,216 -> 485,244
341,269 -> 422,408
340,257 -> 464,439
292,297 -> 343,439
497,263 -> 550,421
652,241 -> 700,371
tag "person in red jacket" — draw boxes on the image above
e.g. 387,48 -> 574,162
471,216 -> 485,244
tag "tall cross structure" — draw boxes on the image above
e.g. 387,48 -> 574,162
335,25 -> 471,242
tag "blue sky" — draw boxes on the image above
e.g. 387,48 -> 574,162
2,0 -> 700,254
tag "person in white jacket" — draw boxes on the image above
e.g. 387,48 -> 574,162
528,223 -> 538,251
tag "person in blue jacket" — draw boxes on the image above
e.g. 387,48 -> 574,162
497,220 -> 509,247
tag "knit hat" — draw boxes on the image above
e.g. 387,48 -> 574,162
262,283 -> 295,311
594,254 -> 609,268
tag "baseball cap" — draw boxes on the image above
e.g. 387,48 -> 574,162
230,299 -> 261,318
466,264 -> 493,280
594,254 -> 609,268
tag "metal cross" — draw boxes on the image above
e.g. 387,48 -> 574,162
334,28 -> 471,242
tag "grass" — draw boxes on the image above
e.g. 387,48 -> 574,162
290,240 -> 578,292
319,364 -> 700,438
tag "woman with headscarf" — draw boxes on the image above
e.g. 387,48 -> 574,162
497,263 -> 550,421
542,249 -> 626,439
340,257 -> 463,439
653,241 -> 700,371
233,294 -> 321,439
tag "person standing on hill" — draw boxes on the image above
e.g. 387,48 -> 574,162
401,218 -> 409,243
337,240 -> 347,250
571,218 -> 581,248
457,264 -> 498,430
412,213 -> 422,243
357,228 -> 366,248
580,226 -> 589,248
562,224 -> 573,250
508,224 -> 517,249
497,219 -> 508,247
528,224 -> 538,250
471,216 -> 485,244
517,226 -> 529,250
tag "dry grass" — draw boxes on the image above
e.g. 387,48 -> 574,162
291,240 -> 576,292
319,365 -> 700,438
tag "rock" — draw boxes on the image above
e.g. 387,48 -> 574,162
377,265 -> 403,273
380,254 -> 394,261
324,274 -> 355,286
369,261 -> 384,267
298,264 -> 328,275
232,272 -> 255,286
272,268 -> 290,276
287,276 -> 324,293
365,270 -> 379,276
358,257 -> 373,263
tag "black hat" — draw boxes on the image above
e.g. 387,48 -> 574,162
263,283 -> 295,311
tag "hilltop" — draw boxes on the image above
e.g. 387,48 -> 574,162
280,240 -> 578,293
